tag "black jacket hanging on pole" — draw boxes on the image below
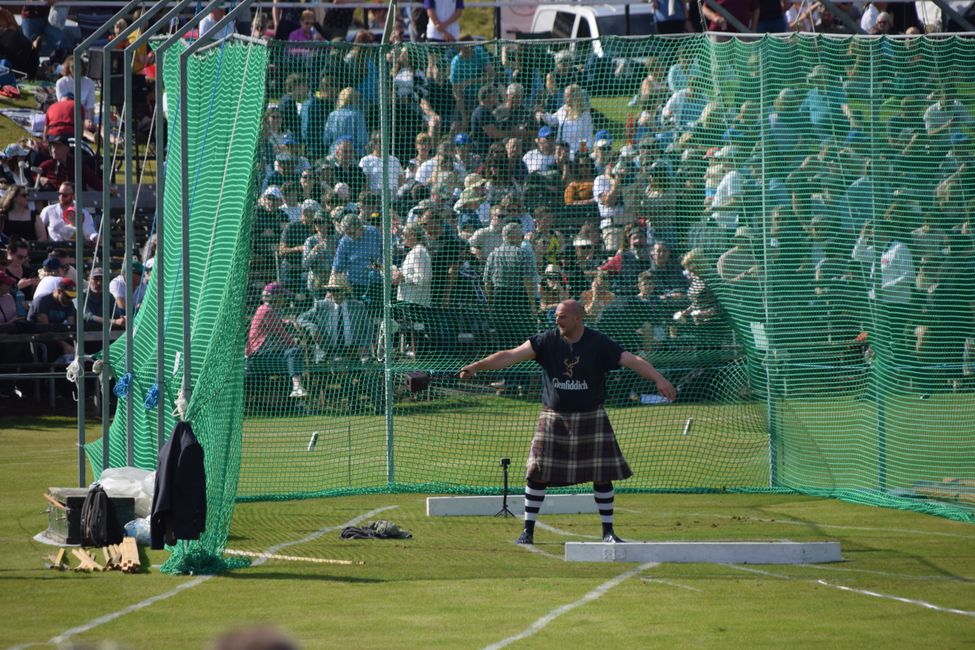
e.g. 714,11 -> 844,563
150,421 -> 207,550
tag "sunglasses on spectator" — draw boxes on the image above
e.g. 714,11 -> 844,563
59,191 -> 74,197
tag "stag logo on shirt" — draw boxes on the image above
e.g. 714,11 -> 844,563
563,355 -> 580,378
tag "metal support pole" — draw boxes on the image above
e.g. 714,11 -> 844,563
102,0 -> 173,467
930,0 -> 975,31
71,0 -> 145,484
176,0 -> 260,410
381,0 -> 397,484
126,0 -> 204,451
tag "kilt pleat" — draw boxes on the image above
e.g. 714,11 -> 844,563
526,406 -> 632,486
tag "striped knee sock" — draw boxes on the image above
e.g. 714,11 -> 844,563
594,482 -> 615,535
523,480 -> 546,534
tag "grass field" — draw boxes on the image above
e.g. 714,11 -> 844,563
3,414 -> 974,649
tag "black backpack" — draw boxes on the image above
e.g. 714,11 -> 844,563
80,483 -> 124,547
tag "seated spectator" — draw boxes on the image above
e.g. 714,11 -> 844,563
650,241 -> 689,300
673,248 -> 723,334
327,137 -> 368,199
109,261 -> 146,317
407,132 -> 434,180
601,224 -> 653,296
581,268 -> 616,321
28,276 -> 76,361
199,7 -> 237,39
279,200 -> 319,294
484,221 -> 536,348
563,156 -> 597,221
392,223 -> 433,317
38,138 -> 102,191
0,143 -> 37,187
275,74 -> 306,144
0,270 -> 20,323
594,154 -> 625,248
33,255 -> 67,302
44,92 -> 82,141
39,182 -> 97,243
332,214 -> 383,308
0,186 -> 44,242
523,126 -> 557,175
538,263 -> 569,325
301,213 -> 335,298
55,58 -> 96,134
449,42 -> 495,128
661,79 -> 707,135
297,273 -> 373,362
536,84 -> 593,159
359,132 -> 404,195
564,234 -> 599,297
468,204 -> 505,260
245,283 -> 307,398
324,88 -> 369,158
0,9 -> 38,79
596,270 -> 668,353
4,238 -> 37,307
82,267 -> 124,352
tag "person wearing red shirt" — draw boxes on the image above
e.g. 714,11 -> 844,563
38,137 -> 102,191
245,282 -> 307,398
44,94 -> 82,139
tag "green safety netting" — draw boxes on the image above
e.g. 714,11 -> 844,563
92,32 -> 975,571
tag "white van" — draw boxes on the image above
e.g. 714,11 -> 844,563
529,4 -> 657,57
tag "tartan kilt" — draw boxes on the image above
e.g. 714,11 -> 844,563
526,406 -> 632,487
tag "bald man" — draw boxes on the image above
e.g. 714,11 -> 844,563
460,299 -> 676,544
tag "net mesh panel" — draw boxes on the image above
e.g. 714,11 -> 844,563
87,38 -> 269,572
98,32 -> 975,564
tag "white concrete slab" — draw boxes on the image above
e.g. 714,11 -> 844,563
565,541 -> 842,564
426,494 -> 597,516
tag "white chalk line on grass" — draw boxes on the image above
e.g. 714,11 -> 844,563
729,565 -> 975,618
799,563 -> 974,583
535,521 -> 601,540
482,562 -> 657,650
9,506 -> 398,650
671,511 -> 973,540
641,577 -> 703,592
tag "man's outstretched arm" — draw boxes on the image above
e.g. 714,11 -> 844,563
460,340 -> 535,379
620,351 -> 676,401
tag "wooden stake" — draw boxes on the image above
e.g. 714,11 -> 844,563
224,549 -> 362,565
47,548 -> 67,570
71,548 -> 104,572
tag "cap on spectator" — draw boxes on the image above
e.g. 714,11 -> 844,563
0,271 -> 15,287
457,188 -> 481,206
263,185 -> 283,200
281,133 -> 299,146
713,145 -> 737,160
543,263 -> 562,277
58,277 -> 77,297
90,267 -> 104,278
594,129 -> 611,143
454,132 -> 470,146
464,173 -> 487,189
300,198 -> 322,215
537,126 -> 554,139
43,257 -> 62,271
573,237 -> 593,247
4,143 -> 29,157
594,138 -> 611,149
807,65 -> 828,82
323,272 -> 352,293
48,134 -> 70,145
262,281 -> 287,296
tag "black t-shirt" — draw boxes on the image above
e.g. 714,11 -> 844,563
28,293 -> 76,325
530,327 -> 623,412
470,105 -> 499,157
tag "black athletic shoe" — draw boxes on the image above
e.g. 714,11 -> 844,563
516,529 -> 534,545
602,531 -> 625,543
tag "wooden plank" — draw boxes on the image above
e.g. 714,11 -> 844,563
120,537 -> 140,573
71,548 -> 104,572
47,548 -> 67,570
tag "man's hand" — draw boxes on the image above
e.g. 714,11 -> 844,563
655,376 -> 677,401
459,365 -> 476,380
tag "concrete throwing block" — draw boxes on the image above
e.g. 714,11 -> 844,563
565,541 -> 842,564
426,494 -> 597,516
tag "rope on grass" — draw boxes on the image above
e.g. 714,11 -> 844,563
223,549 -> 362,565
